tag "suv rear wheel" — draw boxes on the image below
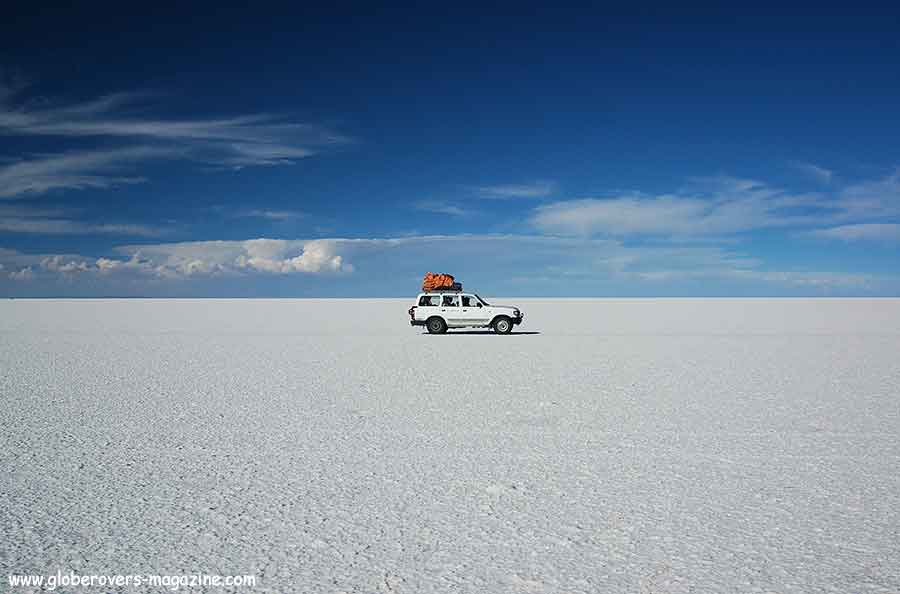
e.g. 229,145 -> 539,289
493,316 -> 512,334
426,317 -> 447,334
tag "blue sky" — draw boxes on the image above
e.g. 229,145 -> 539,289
1,4 -> 899,297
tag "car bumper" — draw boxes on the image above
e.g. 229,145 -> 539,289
513,314 -> 523,325
410,319 -> 426,326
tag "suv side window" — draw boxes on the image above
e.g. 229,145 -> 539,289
419,295 -> 437,307
461,294 -> 480,308
441,295 -> 459,307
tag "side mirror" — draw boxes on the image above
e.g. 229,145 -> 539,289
477,303 -> 483,308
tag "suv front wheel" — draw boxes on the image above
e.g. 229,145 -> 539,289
493,316 -> 512,334
426,317 -> 447,334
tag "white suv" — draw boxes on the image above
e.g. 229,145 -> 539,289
409,291 -> 524,334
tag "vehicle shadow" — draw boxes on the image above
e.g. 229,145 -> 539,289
424,331 -> 541,335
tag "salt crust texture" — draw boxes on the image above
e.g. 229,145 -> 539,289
2,299 -> 899,593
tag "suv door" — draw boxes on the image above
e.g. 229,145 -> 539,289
439,294 -> 463,327
415,294 -> 439,321
458,294 -> 490,327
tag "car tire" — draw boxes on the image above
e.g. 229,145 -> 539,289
426,317 -> 447,334
493,316 -> 512,334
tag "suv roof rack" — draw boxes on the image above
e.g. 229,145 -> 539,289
423,281 -> 463,292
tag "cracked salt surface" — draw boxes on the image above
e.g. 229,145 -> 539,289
2,298 -> 899,593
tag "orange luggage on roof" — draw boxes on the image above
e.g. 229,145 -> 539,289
422,272 -> 456,291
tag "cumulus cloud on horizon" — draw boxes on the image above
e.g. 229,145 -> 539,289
1,233 -> 890,296
108,238 -> 353,277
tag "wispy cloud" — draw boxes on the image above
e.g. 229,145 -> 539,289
474,181 -> 557,199
223,143 -> 317,168
0,88 -> 349,151
534,195 -> 709,236
531,175 -> 829,238
236,209 -> 306,221
836,169 -> 900,220
529,172 -> 900,239
792,162 -> 834,184
633,267 -> 875,289
807,223 -> 900,243
0,204 -> 69,218
0,83 -> 353,198
0,203 -> 165,236
413,200 -> 473,217
0,147 -> 166,199
0,70 -> 29,104
0,218 -> 163,236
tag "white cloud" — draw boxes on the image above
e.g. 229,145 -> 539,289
737,270 -> 875,288
234,239 -> 348,273
836,169 -> 900,220
3,233 -> 894,294
40,255 -> 91,274
0,202 -> 164,236
112,238 -> 353,278
0,204 -> 69,217
808,223 -> 900,243
237,209 -> 305,221
531,193 -> 820,237
224,143 -> 316,168
413,200 -> 472,217
531,176 -> 884,239
0,235 -> 657,282
0,84 -> 352,198
1,248 -> 101,280
475,181 -> 557,199
0,217 -> 163,236
793,162 -> 834,184
534,195 -> 709,236
0,147 -> 166,199
95,254 -> 152,275
0,89 -> 349,150
634,267 -> 874,288
8,266 -> 34,281
24,234 -> 791,285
